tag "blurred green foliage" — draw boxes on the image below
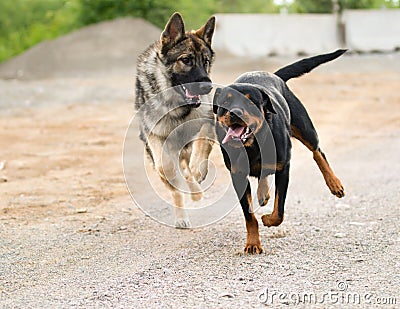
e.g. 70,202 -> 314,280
78,0 -> 174,28
0,0 -> 81,62
290,0 -> 399,13
76,0 -> 278,31
176,0 -> 279,29
0,0 -> 399,62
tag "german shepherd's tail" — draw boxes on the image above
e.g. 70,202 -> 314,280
274,49 -> 347,82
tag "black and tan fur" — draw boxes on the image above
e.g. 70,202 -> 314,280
213,50 -> 346,253
135,13 -> 216,228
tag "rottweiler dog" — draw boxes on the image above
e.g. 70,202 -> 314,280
213,50 -> 346,254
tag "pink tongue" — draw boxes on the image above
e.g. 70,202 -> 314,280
185,88 -> 199,99
222,126 -> 245,144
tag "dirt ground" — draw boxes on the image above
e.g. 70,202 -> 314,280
0,49 -> 399,307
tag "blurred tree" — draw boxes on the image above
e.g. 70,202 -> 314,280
78,0 -> 175,29
215,0 -> 278,13
177,0 -> 279,29
289,0 -> 399,12
172,0 -> 217,30
1,0 -> 398,63
0,0 -> 80,62
290,0 -> 333,13
78,0 -> 278,30
340,0 -> 381,10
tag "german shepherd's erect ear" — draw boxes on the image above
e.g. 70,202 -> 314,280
161,12 -> 185,48
195,16 -> 216,46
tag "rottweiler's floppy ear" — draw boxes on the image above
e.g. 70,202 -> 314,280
262,94 -> 277,114
213,88 -> 221,114
195,16 -> 216,46
254,86 -> 276,114
161,13 -> 185,48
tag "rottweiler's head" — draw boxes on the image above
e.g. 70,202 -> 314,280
213,84 -> 276,147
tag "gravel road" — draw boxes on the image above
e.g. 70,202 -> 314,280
0,53 -> 399,308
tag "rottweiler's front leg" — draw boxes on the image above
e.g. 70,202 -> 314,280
231,172 -> 263,254
262,164 -> 290,227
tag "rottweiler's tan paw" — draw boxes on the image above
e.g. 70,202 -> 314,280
244,242 -> 264,254
327,178 -> 345,198
261,214 -> 283,227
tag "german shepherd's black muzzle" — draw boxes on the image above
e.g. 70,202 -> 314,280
173,69 -> 213,107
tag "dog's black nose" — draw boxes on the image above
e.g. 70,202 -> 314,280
198,82 -> 213,94
230,108 -> 243,119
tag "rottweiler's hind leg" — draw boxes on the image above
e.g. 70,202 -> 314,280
291,123 -> 345,198
312,149 -> 345,198
288,93 -> 345,197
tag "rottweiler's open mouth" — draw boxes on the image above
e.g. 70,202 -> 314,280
180,85 -> 201,108
222,124 -> 252,144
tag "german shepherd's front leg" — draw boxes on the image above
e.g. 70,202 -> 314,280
147,134 -> 191,228
180,159 -> 203,202
257,174 -> 271,207
231,172 -> 263,254
189,122 -> 215,183
262,164 -> 290,227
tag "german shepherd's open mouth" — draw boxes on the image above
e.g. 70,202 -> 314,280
178,84 -> 202,107
178,82 -> 213,108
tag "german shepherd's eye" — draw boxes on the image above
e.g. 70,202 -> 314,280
180,57 -> 193,66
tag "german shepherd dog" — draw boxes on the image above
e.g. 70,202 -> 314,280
135,13 -> 216,228
213,50 -> 346,253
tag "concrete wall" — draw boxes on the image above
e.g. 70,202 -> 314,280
213,14 -> 341,57
213,10 -> 400,57
343,10 -> 400,52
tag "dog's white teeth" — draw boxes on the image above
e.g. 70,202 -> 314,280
240,127 -> 251,141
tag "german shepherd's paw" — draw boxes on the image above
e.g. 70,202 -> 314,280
190,160 -> 209,183
261,214 -> 283,227
187,179 -> 203,201
244,242 -> 264,254
191,191 -> 203,202
175,217 -> 191,229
